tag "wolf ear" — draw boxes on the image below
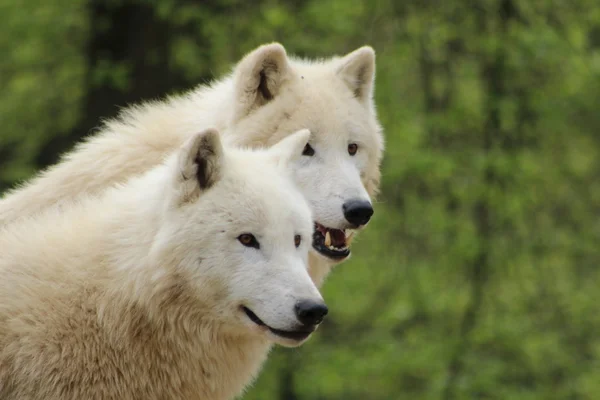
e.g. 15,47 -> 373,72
175,128 -> 224,203
268,129 -> 311,168
233,43 -> 291,120
336,46 -> 376,103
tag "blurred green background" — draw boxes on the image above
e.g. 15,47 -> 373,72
2,0 -> 600,399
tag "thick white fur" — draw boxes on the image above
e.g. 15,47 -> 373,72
0,43 -> 384,286
0,129 -> 322,400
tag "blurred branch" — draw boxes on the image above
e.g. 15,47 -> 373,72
278,357 -> 299,400
0,141 -> 18,193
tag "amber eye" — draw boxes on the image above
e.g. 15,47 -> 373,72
348,143 -> 358,156
238,234 -> 260,249
294,235 -> 302,248
302,143 -> 315,156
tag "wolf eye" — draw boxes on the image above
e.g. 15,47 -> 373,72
348,143 -> 358,156
302,143 -> 315,156
294,235 -> 302,248
238,234 -> 260,249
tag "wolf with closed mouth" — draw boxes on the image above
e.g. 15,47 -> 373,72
0,129 -> 326,400
0,43 -> 384,286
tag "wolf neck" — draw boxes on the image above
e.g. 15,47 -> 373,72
99,270 -> 271,399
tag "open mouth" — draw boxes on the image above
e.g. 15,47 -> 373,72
312,222 -> 354,260
242,307 -> 314,342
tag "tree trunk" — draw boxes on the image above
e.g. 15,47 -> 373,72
35,0 -> 176,169
442,0 -> 515,398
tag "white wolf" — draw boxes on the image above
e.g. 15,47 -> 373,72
0,128 -> 326,400
0,43 -> 384,286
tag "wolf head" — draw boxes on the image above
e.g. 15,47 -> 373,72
153,128 -> 325,347
223,43 -> 384,264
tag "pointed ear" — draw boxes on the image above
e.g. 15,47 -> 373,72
175,128 -> 223,203
233,43 -> 291,119
336,46 -> 376,102
268,129 -> 311,168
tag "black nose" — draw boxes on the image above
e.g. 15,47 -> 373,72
295,300 -> 328,326
343,199 -> 374,226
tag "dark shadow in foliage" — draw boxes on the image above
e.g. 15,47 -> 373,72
35,1 -> 188,170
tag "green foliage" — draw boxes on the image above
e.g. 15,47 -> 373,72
1,0 -> 599,398
0,0 -> 87,187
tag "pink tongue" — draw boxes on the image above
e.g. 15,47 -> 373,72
329,229 -> 346,247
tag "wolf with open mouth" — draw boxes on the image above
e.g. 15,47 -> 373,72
0,42 -> 384,286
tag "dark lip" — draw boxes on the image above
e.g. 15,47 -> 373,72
242,307 -> 314,342
311,223 -> 351,260
312,241 -> 351,260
